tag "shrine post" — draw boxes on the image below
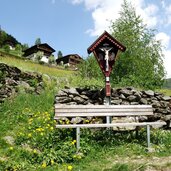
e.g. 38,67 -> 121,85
87,31 -> 126,124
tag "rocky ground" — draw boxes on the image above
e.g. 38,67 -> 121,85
0,63 -> 44,103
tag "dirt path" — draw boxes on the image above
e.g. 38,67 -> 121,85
108,155 -> 171,171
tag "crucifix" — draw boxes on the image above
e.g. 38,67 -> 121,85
87,31 -> 126,124
100,45 -> 113,72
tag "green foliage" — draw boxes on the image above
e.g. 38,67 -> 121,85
163,78 -> 171,89
15,44 -> 23,56
3,44 -> 10,53
0,30 -> 20,48
57,50 -> 63,59
48,55 -> 55,64
35,38 -> 41,45
78,55 -> 103,79
35,51 -> 44,61
110,0 -> 165,89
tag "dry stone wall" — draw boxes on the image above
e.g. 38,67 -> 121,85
55,87 -> 171,128
0,63 -> 44,103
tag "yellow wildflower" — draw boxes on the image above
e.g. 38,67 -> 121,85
33,149 -> 37,154
51,159 -> 54,165
41,162 -> 47,168
67,165 -> 73,171
71,140 -> 76,145
28,133 -> 32,138
50,127 -> 54,131
9,146 -> 14,151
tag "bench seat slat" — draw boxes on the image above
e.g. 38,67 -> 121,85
55,122 -> 166,128
55,108 -> 153,113
54,112 -> 153,117
55,104 -> 152,109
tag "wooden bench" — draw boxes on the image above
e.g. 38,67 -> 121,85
54,104 -> 166,151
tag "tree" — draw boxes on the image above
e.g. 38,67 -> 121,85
15,44 -> 22,56
3,44 -> 10,53
48,55 -> 55,64
109,0 -> 165,89
57,50 -> 63,59
35,38 -> 41,45
22,43 -> 29,51
78,55 -> 102,79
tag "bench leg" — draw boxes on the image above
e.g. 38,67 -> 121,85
146,124 -> 150,150
76,127 -> 80,151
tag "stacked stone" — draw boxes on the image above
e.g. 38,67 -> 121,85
55,87 -> 171,128
0,63 -> 44,102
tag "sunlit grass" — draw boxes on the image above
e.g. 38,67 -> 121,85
158,89 -> 171,96
0,55 -> 75,77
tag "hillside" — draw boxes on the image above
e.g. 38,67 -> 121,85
0,57 -> 171,170
163,78 -> 171,89
0,29 -> 21,48
0,53 -> 75,78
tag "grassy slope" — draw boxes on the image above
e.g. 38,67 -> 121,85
0,55 -> 171,170
0,54 -> 74,78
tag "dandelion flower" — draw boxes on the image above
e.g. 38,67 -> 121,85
40,132 -> 44,136
51,159 -> 54,165
28,133 -> 32,138
50,127 -> 54,131
33,149 -> 37,154
67,165 -> 73,171
41,162 -> 47,168
9,146 -> 14,151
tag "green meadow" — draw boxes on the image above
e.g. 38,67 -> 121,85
0,54 -> 171,171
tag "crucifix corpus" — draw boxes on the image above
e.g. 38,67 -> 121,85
87,31 -> 126,124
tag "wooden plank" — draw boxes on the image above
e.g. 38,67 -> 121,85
54,112 -> 153,118
55,104 -> 152,109
55,108 -> 152,113
55,122 -> 166,128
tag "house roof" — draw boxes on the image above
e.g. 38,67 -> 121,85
24,43 -> 55,53
87,31 -> 126,54
56,54 -> 83,62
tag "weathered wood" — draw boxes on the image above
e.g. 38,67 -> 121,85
55,122 -> 166,128
55,105 -> 153,117
54,104 -> 166,151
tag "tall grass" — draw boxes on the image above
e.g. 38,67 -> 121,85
0,55 -> 74,77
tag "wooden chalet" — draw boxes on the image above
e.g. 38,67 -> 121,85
23,43 -> 55,63
56,54 -> 83,67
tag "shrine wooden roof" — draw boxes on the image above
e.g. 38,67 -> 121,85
87,31 -> 126,54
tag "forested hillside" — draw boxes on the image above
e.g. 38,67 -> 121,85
163,78 -> 171,89
0,29 -> 21,47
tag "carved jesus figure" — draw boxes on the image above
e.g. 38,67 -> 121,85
100,47 -> 113,71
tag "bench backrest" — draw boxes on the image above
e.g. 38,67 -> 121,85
54,104 -> 153,119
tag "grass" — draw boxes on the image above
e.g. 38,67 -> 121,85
1,90 -> 171,171
0,54 -> 74,78
158,89 -> 171,96
0,54 -> 171,170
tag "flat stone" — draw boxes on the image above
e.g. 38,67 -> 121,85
144,90 -> 154,96
57,90 -> 68,96
119,89 -> 133,97
119,94 -> 126,100
71,117 -> 83,124
128,95 -> 137,102
162,96 -> 171,101
73,96 -> 85,104
140,98 -> 148,104
111,99 -> 122,105
163,115 -> 171,121
64,88 -> 79,96
80,94 -> 89,100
